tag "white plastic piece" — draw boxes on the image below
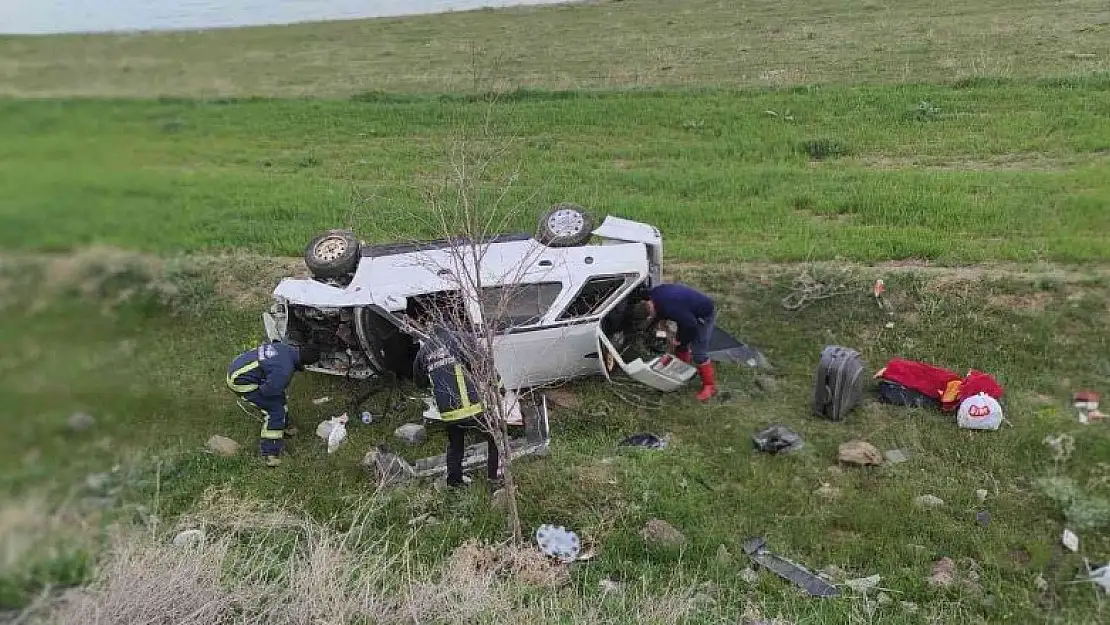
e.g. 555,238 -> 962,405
957,393 -> 1004,430
535,524 -> 581,563
316,414 -> 349,454
1063,529 -> 1080,552
1086,563 -> 1110,593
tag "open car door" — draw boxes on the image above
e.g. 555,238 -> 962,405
594,326 -> 697,392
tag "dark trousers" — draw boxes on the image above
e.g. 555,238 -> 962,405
240,390 -> 288,456
445,417 -> 500,486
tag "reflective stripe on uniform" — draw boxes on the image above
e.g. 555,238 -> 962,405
441,403 -> 484,422
453,364 -> 471,409
260,428 -> 285,440
227,360 -> 261,393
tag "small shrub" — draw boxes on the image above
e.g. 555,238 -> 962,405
796,138 -> 849,161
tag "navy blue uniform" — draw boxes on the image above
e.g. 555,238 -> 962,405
414,325 -> 502,487
650,284 -> 717,364
226,342 -> 306,458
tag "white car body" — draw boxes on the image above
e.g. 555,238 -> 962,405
263,216 -> 677,391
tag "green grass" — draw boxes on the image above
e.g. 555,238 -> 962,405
3,256 -> 1110,622
2,80 -> 1110,263
1,0 -> 1108,97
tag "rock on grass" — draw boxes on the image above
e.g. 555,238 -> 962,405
67,411 -> 95,431
915,494 -> 945,509
394,423 -> 427,445
839,440 -> 883,466
206,435 -> 240,457
641,519 -> 686,547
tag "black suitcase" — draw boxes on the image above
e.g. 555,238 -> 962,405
812,345 -> 867,422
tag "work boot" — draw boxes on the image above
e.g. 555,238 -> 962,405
695,361 -> 717,402
675,347 -> 693,364
283,425 -> 298,438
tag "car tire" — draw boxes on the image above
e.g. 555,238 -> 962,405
536,203 -> 596,247
304,229 -> 360,278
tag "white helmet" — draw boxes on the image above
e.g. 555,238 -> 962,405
957,392 -> 1003,430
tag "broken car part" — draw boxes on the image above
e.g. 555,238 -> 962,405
751,424 -> 804,454
535,524 -> 581,563
742,536 -> 840,598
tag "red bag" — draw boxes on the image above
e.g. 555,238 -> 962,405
875,358 -> 1003,412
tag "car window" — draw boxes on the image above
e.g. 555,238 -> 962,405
558,275 -> 631,320
479,282 -> 563,330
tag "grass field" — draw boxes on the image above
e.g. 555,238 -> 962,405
3,0 -> 1110,623
1,0 -> 1108,97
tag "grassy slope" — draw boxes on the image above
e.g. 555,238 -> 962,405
4,0 -> 1110,622
1,81 -> 1110,263
1,0 -> 1108,97
3,256 -> 1110,623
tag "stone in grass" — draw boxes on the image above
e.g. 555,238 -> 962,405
839,441 -> 883,466
206,435 -> 240,457
67,412 -> 95,432
641,519 -> 687,548
915,494 -> 945,509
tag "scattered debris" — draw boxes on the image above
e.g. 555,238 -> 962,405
1063,529 -> 1080,552
67,411 -> 95,431
884,449 -> 909,464
642,519 -> 687,548
717,544 -> 732,564
957,392 -> 1004,430
1043,434 -> 1076,464
1074,390 -> 1101,424
839,440 -> 883,466
742,536 -> 839,598
976,488 -> 989,502
205,434 -> 240,457
360,411 -> 374,424
844,574 -> 882,594
311,396 -> 332,405
976,511 -> 991,527
317,414 -> 348,453
877,592 -> 893,605
172,529 -> 205,548
361,446 -> 416,487
814,483 -> 841,500
535,524 -> 581,563
915,494 -> 945,509
752,424 -> 804,454
1082,564 -> 1110,593
393,422 -> 426,445
740,567 -> 761,584
1033,573 -> 1049,592
619,433 -> 668,449
929,557 -> 956,588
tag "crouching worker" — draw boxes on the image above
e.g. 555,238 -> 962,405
638,283 -> 718,401
226,341 -> 321,467
413,322 -> 503,490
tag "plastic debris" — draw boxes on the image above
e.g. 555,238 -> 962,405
1063,529 -> 1080,552
742,536 -> 839,598
957,392 -> 1004,430
535,524 -> 581,563
1075,391 -> 1101,424
976,488 -> 989,502
360,411 -> 374,425
751,424 -> 804,454
316,414 -> 349,454
1082,563 -> 1110,593
976,511 -> 991,527
312,396 -> 332,405
172,529 -> 205,548
619,433 -> 668,449
915,494 -> 945,509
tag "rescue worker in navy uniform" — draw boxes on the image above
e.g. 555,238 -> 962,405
639,283 -> 718,401
226,341 -> 321,467
413,322 -> 503,490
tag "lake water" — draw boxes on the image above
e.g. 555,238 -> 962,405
0,0 -> 575,35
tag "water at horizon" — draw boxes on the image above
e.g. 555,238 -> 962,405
0,0 -> 575,35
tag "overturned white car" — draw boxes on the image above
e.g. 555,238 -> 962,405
262,204 -> 766,397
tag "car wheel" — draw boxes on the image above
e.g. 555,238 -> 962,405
537,203 -> 596,247
304,229 -> 360,278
